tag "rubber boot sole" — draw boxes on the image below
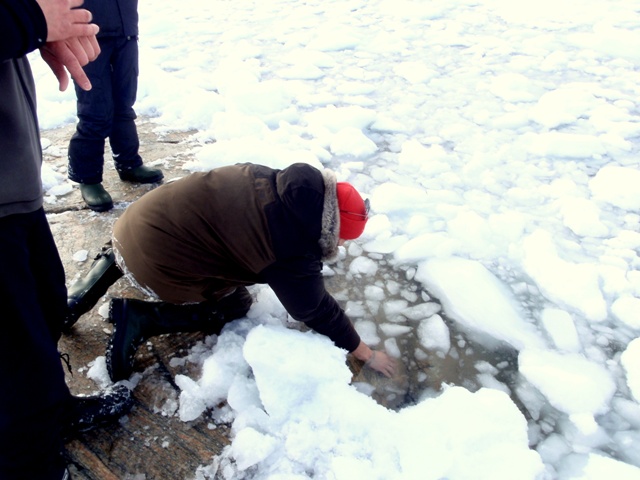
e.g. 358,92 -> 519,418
106,299 -> 143,382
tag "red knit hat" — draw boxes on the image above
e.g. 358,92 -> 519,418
336,182 -> 369,240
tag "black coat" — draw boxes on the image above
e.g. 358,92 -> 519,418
83,0 -> 138,38
0,0 -> 47,59
0,0 -> 46,218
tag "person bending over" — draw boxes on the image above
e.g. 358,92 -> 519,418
65,162 -> 397,381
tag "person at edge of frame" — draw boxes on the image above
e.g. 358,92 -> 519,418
0,1 -> 134,478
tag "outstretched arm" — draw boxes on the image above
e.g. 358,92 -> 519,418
263,260 -> 398,378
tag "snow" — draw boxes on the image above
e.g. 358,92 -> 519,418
219,324 -> 544,479
613,297 -> 640,330
622,339 -> 640,404
590,166 -> 640,210
417,314 -> 451,353
540,308 -> 582,353
518,350 -> 616,427
522,230 -> 608,322
30,0 -> 640,478
416,257 -> 544,350
71,249 -> 89,262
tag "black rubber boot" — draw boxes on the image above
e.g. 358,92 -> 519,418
64,245 -> 123,332
106,288 -> 253,381
216,286 -> 253,320
79,183 -> 113,212
108,299 -> 218,381
118,165 -> 164,184
61,384 -> 134,441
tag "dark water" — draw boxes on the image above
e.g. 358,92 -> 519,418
325,252 -> 522,412
325,252 -> 640,470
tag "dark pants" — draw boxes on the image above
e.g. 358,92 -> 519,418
0,208 -> 72,479
68,36 -> 143,184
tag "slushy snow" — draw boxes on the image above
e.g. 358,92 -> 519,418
31,0 -> 640,478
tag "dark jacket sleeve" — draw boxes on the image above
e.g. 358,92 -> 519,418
262,257 -> 361,352
0,0 -> 47,61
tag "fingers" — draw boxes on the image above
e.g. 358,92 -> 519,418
84,35 -> 101,61
65,37 -> 88,66
40,40 -> 93,91
383,361 -> 397,378
39,47 -> 69,91
37,0 -> 98,42
61,43 -> 92,90
379,358 -> 397,378
69,22 -> 100,40
365,350 -> 398,378
69,6 -> 93,24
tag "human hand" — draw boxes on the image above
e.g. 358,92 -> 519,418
40,36 -> 100,91
365,350 -> 397,378
36,0 -> 99,42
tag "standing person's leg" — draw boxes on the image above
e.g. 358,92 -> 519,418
30,208 -> 69,343
0,209 -> 72,479
68,38 -> 116,211
0,209 -> 135,479
111,36 -> 163,184
109,36 -> 141,172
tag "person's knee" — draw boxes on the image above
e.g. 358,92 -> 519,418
218,287 -> 253,320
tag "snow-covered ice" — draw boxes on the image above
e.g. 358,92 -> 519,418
32,0 -> 640,478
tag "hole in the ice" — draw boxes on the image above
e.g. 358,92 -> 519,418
326,253 -> 523,413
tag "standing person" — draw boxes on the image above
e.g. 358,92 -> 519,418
67,0 -> 163,212
65,162 -> 397,382
0,1 -> 133,479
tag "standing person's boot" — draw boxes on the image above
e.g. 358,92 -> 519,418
64,244 -> 123,332
79,183 -> 113,212
106,287 -> 253,381
118,165 -> 164,184
61,384 -> 134,440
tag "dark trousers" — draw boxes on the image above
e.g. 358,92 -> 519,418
68,36 -> 143,184
0,208 -> 71,479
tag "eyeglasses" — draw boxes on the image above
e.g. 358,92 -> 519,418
340,198 -> 370,219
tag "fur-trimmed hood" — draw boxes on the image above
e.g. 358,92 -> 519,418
319,169 -> 340,262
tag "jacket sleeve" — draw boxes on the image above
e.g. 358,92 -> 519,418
0,0 -> 47,61
262,257 -> 361,353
